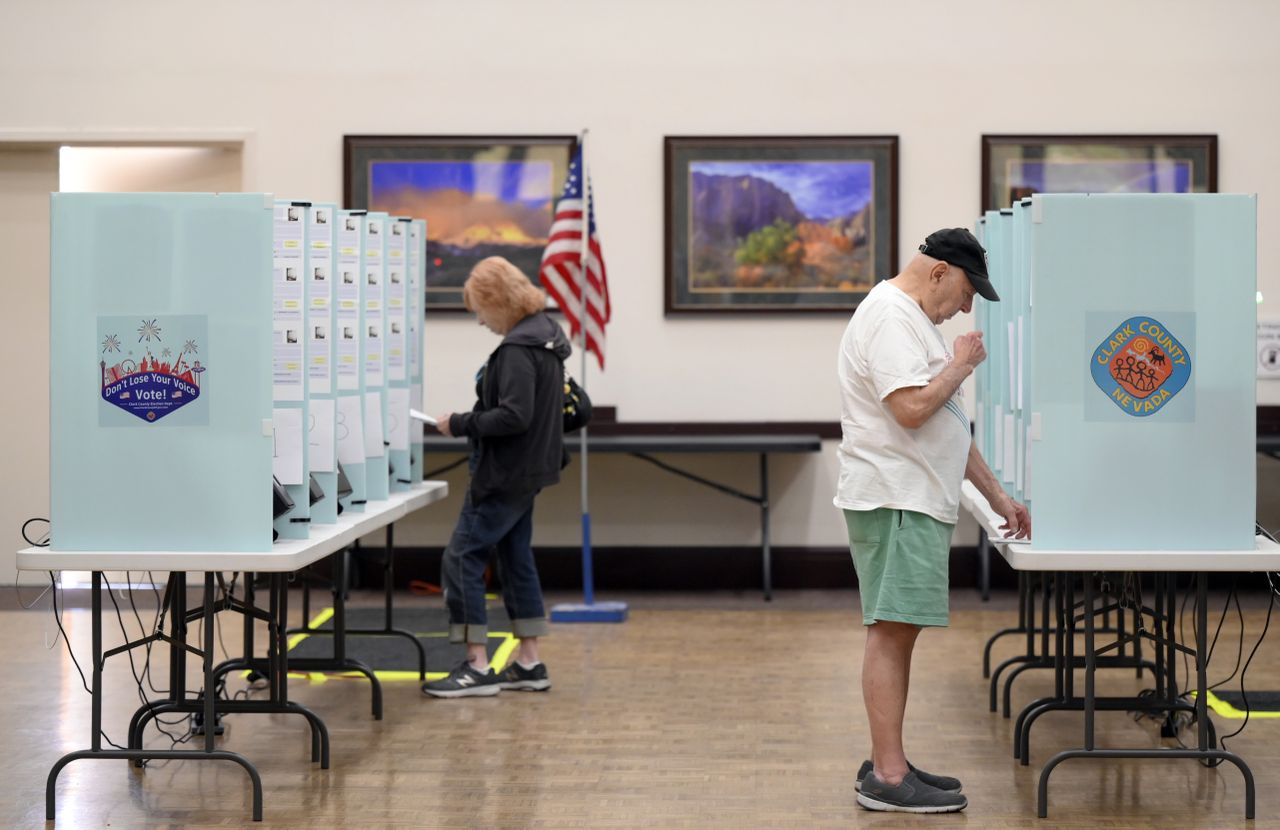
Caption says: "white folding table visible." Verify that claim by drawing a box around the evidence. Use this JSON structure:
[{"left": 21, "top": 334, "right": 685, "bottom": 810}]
[
  {"left": 18, "top": 481, "right": 448, "bottom": 823},
  {"left": 962, "top": 481, "right": 1280, "bottom": 819}
]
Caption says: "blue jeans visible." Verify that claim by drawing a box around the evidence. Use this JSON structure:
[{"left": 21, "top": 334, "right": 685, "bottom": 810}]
[{"left": 441, "top": 488, "right": 549, "bottom": 644}]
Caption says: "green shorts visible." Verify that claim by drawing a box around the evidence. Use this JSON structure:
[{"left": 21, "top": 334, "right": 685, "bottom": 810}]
[{"left": 844, "top": 507, "right": 955, "bottom": 628}]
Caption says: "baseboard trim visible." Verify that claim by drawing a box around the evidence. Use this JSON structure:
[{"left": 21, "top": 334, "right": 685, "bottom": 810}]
[{"left": 343, "top": 544, "right": 1017, "bottom": 592}]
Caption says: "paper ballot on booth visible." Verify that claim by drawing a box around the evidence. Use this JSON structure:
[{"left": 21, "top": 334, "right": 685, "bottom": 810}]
[
  {"left": 387, "top": 388, "right": 410, "bottom": 451},
  {"left": 272, "top": 408, "right": 305, "bottom": 485},
  {"left": 309, "top": 397, "right": 336, "bottom": 474},
  {"left": 336, "top": 395, "right": 365, "bottom": 466},
  {"left": 364, "top": 391, "right": 385, "bottom": 457}
]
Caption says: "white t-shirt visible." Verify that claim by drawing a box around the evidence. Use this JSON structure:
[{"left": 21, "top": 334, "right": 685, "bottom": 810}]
[{"left": 834, "top": 281, "right": 971, "bottom": 524}]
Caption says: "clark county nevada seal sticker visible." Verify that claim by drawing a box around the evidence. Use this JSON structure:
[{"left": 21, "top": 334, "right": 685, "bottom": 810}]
[
  {"left": 99, "top": 316, "right": 208, "bottom": 425},
  {"left": 1090, "top": 316, "right": 1191, "bottom": 417}
]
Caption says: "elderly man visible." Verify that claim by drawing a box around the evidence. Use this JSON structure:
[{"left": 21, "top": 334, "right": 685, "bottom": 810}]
[{"left": 836, "top": 228, "right": 1030, "bottom": 813}]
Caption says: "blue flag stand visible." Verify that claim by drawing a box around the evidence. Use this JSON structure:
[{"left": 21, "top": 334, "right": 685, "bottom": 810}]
[
  {"left": 547, "top": 432, "right": 627, "bottom": 623},
  {"left": 549, "top": 130, "right": 627, "bottom": 625}
]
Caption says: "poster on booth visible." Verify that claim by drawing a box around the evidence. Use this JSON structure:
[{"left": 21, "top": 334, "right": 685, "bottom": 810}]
[
  {"left": 1257, "top": 321, "right": 1280, "bottom": 379},
  {"left": 98, "top": 315, "right": 210, "bottom": 427},
  {"left": 1086, "top": 313, "right": 1194, "bottom": 421}
]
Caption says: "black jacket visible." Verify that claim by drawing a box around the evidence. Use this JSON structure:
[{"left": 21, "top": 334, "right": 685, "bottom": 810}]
[{"left": 449, "top": 312, "right": 572, "bottom": 501}]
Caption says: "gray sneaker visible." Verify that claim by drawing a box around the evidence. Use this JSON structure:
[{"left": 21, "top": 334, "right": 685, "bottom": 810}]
[
  {"left": 421, "top": 661, "right": 502, "bottom": 698},
  {"left": 855, "top": 760, "right": 962, "bottom": 793},
  {"left": 495, "top": 660, "right": 551, "bottom": 691},
  {"left": 857, "top": 770, "right": 968, "bottom": 813}
]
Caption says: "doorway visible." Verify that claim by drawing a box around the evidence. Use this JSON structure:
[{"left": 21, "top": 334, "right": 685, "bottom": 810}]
[{"left": 0, "top": 142, "right": 243, "bottom": 587}]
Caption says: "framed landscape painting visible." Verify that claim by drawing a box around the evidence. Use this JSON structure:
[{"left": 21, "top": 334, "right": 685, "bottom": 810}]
[
  {"left": 344, "top": 135, "right": 576, "bottom": 310},
  {"left": 664, "top": 136, "right": 898, "bottom": 315},
  {"left": 981, "top": 134, "right": 1217, "bottom": 212}
]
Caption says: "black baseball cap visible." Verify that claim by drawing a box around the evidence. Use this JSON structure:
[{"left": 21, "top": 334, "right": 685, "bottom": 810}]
[{"left": 919, "top": 228, "right": 999, "bottom": 302}]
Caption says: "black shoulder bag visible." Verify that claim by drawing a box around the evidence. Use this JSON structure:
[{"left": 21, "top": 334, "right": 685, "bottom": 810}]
[{"left": 563, "top": 370, "right": 592, "bottom": 433}]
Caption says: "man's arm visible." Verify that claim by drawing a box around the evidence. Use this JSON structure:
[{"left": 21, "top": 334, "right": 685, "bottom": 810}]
[
  {"left": 883, "top": 331, "right": 985, "bottom": 430},
  {"left": 964, "top": 440, "right": 1031, "bottom": 539}
]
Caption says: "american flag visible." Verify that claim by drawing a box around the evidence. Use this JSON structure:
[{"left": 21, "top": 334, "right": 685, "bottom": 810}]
[{"left": 539, "top": 147, "right": 610, "bottom": 369}]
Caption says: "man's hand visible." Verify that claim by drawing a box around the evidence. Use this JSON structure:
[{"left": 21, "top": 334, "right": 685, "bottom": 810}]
[
  {"left": 994, "top": 494, "right": 1031, "bottom": 540},
  {"left": 953, "top": 331, "right": 987, "bottom": 370},
  {"left": 436, "top": 413, "right": 454, "bottom": 437}
]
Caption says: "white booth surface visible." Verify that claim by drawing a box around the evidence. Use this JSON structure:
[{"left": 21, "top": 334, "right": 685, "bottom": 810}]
[
  {"left": 961, "top": 481, "right": 1280, "bottom": 572},
  {"left": 19, "top": 481, "right": 447, "bottom": 573}
]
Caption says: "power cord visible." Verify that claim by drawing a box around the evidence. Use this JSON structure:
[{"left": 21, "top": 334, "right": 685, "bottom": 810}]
[
  {"left": 1192, "top": 524, "right": 1280, "bottom": 763},
  {"left": 48, "top": 570, "right": 127, "bottom": 750},
  {"left": 126, "top": 572, "right": 167, "bottom": 696},
  {"left": 21, "top": 517, "right": 50, "bottom": 546},
  {"left": 20, "top": 517, "right": 247, "bottom": 757},
  {"left": 103, "top": 574, "right": 195, "bottom": 760},
  {"left": 15, "top": 518, "right": 53, "bottom": 609},
  {"left": 1127, "top": 569, "right": 1246, "bottom": 755},
  {"left": 1207, "top": 586, "right": 1245, "bottom": 693},
  {"left": 1214, "top": 574, "right": 1276, "bottom": 759}
]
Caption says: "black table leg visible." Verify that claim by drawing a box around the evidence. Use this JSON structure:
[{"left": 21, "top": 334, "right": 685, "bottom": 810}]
[
  {"left": 299, "top": 524, "right": 428, "bottom": 681},
  {"left": 978, "top": 528, "right": 991, "bottom": 601},
  {"left": 130, "top": 571, "right": 329, "bottom": 769},
  {"left": 760, "top": 453, "right": 771, "bottom": 602},
  {"left": 284, "top": 548, "right": 383, "bottom": 719},
  {"left": 46, "top": 571, "right": 264, "bottom": 822},
  {"left": 983, "top": 571, "right": 1024, "bottom": 679},
  {"left": 1035, "top": 570, "right": 1256, "bottom": 819}
]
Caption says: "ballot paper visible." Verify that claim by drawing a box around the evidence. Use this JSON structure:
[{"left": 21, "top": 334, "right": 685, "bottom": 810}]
[{"left": 272, "top": 407, "right": 304, "bottom": 485}]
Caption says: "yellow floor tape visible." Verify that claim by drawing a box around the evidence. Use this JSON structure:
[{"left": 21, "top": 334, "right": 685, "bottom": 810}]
[
  {"left": 248, "top": 604, "right": 517, "bottom": 683},
  {"left": 1194, "top": 689, "right": 1280, "bottom": 719},
  {"left": 243, "top": 602, "right": 514, "bottom": 681}
]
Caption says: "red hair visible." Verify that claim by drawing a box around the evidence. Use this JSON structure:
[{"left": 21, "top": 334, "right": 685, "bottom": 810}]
[{"left": 462, "top": 257, "right": 546, "bottom": 331}]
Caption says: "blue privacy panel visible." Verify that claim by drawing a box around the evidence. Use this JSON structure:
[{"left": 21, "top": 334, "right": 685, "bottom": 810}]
[
  {"left": 363, "top": 212, "right": 390, "bottom": 501},
  {"left": 336, "top": 209, "right": 367, "bottom": 512},
  {"left": 387, "top": 216, "right": 411, "bottom": 493},
  {"left": 974, "top": 217, "right": 989, "bottom": 464},
  {"left": 311, "top": 471, "right": 338, "bottom": 523},
  {"left": 51, "top": 192, "right": 274, "bottom": 551},
  {"left": 1027, "top": 194, "right": 1256, "bottom": 550},
  {"left": 273, "top": 200, "right": 310, "bottom": 540},
  {"left": 308, "top": 202, "right": 340, "bottom": 524},
  {"left": 987, "top": 211, "right": 1012, "bottom": 484},
  {"left": 1018, "top": 200, "right": 1034, "bottom": 509},
  {"left": 409, "top": 219, "right": 426, "bottom": 484}
]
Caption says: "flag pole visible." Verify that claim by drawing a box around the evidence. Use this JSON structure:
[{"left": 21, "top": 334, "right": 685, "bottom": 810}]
[
  {"left": 549, "top": 129, "right": 626, "bottom": 624},
  {"left": 577, "top": 130, "right": 593, "bottom": 606}
]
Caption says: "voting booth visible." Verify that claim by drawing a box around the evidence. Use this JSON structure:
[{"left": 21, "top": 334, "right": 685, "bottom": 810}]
[
  {"left": 386, "top": 216, "right": 412, "bottom": 493},
  {"left": 335, "top": 208, "right": 368, "bottom": 512},
  {"left": 361, "top": 212, "right": 390, "bottom": 502},
  {"left": 50, "top": 192, "right": 275, "bottom": 551},
  {"left": 975, "top": 193, "right": 1257, "bottom": 551},
  {"left": 307, "top": 202, "right": 340, "bottom": 524},
  {"left": 272, "top": 200, "right": 311, "bottom": 540},
  {"left": 49, "top": 192, "right": 428, "bottom": 550},
  {"left": 408, "top": 218, "right": 427, "bottom": 484}
]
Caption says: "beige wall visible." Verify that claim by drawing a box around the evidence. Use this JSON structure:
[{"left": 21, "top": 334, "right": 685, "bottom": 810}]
[
  {"left": 1, "top": 0, "right": 1276, "bottom": 557},
  {"left": 0, "top": 148, "right": 57, "bottom": 584},
  {"left": 60, "top": 146, "right": 241, "bottom": 193}
]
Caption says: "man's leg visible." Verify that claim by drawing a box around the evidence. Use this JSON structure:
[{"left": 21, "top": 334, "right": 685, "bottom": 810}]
[{"left": 863, "top": 620, "right": 922, "bottom": 786}]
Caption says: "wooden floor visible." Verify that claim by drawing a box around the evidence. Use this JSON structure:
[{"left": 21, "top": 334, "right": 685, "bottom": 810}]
[{"left": 1, "top": 586, "right": 1279, "bottom": 828}]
